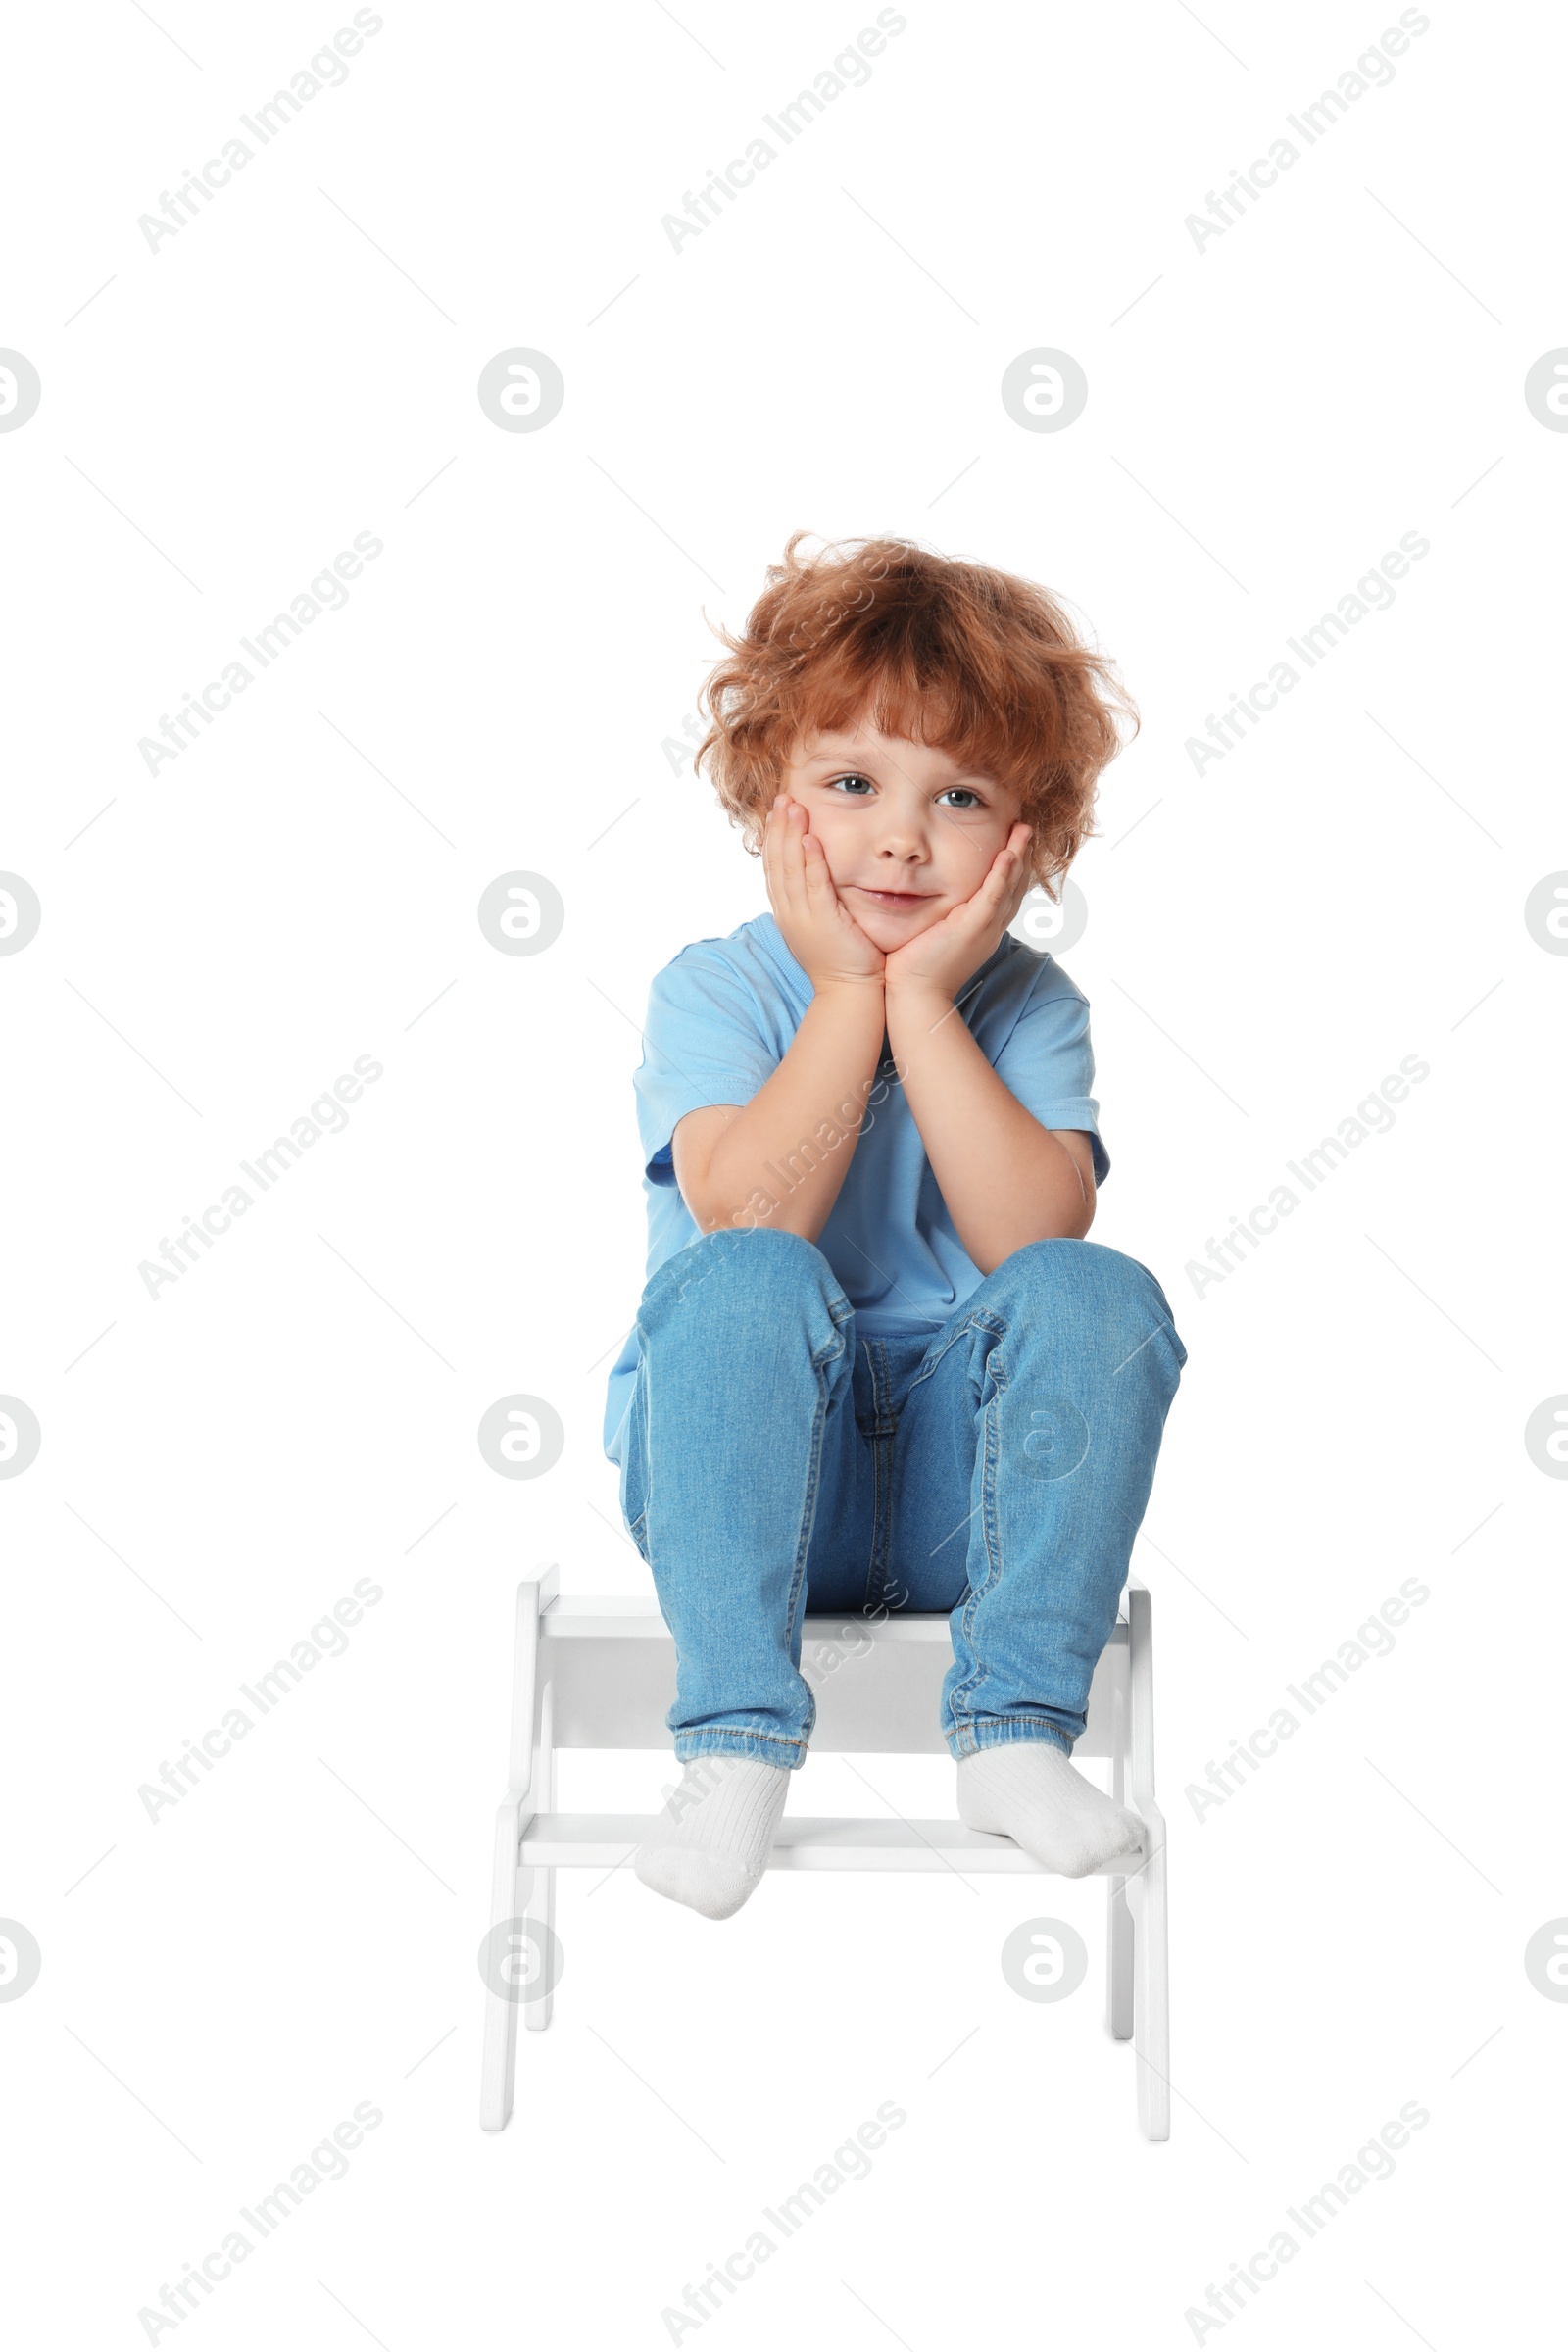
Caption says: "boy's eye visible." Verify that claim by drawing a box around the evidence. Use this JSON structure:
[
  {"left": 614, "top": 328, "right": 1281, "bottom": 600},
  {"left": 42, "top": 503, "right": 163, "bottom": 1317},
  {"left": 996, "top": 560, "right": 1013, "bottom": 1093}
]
[{"left": 822, "top": 775, "right": 987, "bottom": 811}]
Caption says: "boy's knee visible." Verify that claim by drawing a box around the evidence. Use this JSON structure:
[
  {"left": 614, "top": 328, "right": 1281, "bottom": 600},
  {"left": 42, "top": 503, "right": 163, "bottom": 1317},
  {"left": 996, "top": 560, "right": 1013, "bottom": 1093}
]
[
  {"left": 643, "top": 1223, "right": 849, "bottom": 1327},
  {"left": 990, "top": 1234, "right": 1115, "bottom": 1289},
  {"left": 694, "top": 1223, "right": 838, "bottom": 1290},
  {"left": 991, "top": 1236, "right": 1179, "bottom": 1323}
]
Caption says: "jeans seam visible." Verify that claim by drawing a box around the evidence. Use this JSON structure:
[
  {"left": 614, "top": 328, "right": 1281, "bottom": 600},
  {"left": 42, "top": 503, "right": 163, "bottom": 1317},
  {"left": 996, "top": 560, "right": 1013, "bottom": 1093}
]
[
  {"left": 678, "top": 1727, "right": 803, "bottom": 1747},
  {"left": 950, "top": 1717, "right": 1076, "bottom": 1756},
  {"left": 948, "top": 1323, "right": 1009, "bottom": 1734},
  {"left": 906, "top": 1309, "right": 1000, "bottom": 1397},
  {"left": 866, "top": 1337, "right": 895, "bottom": 1609},
  {"left": 782, "top": 1330, "right": 846, "bottom": 1741}
]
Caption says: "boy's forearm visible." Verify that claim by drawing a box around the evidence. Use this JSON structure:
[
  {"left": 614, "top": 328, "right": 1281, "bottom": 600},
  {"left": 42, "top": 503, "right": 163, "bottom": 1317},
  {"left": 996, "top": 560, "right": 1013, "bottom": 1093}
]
[
  {"left": 695, "top": 980, "right": 887, "bottom": 1239},
  {"left": 885, "top": 980, "right": 1091, "bottom": 1271}
]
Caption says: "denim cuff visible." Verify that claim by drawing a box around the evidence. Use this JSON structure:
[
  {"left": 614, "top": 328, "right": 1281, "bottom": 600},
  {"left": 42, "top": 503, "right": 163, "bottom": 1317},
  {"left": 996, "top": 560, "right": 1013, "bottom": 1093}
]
[
  {"left": 948, "top": 1717, "right": 1076, "bottom": 1761},
  {"left": 673, "top": 1730, "right": 808, "bottom": 1770}
]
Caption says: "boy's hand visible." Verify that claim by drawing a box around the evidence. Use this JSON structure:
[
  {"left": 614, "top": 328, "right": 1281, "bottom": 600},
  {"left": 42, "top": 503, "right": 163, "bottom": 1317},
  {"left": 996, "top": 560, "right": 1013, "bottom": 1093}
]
[
  {"left": 882, "top": 823, "right": 1035, "bottom": 1004},
  {"left": 762, "top": 793, "right": 886, "bottom": 992}
]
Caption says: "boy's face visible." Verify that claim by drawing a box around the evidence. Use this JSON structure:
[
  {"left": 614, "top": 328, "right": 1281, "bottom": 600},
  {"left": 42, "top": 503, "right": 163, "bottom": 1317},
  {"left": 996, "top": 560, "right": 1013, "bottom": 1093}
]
[{"left": 777, "top": 720, "right": 1027, "bottom": 950}]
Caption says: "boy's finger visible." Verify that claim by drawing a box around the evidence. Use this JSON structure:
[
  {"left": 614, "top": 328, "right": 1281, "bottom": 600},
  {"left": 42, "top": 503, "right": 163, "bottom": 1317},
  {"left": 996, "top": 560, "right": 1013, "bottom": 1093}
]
[
  {"left": 996, "top": 854, "right": 1029, "bottom": 915},
  {"left": 779, "top": 805, "right": 809, "bottom": 913},
  {"left": 761, "top": 815, "right": 784, "bottom": 905},
  {"left": 764, "top": 808, "right": 803, "bottom": 921},
  {"left": 802, "top": 832, "right": 835, "bottom": 893}
]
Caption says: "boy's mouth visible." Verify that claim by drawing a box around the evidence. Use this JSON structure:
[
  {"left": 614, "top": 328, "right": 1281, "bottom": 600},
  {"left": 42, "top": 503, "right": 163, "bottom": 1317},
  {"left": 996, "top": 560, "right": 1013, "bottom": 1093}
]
[{"left": 852, "top": 885, "right": 933, "bottom": 911}]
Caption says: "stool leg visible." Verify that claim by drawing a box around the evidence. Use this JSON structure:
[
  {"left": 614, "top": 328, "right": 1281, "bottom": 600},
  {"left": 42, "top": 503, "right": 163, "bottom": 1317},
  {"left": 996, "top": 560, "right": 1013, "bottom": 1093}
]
[
  {"left": 1106, "top": 1686, "right": 1134, "bottom": 2039},
  {"left": 1131, "top": 1835, "right": 1170, "bottom": 2140},
  {"left": 521, "top": 1864, "right": 557, "bottom": 2034},
  {"left": 479, "top": 1817, "right": 524, "bottom": 2130},
  {"left": 523, "top": 1679, "right": 556, "bottom": 2034},
  {"left": 1126, "top": 1584, "right": 1169, "bottom": 2139},
  {"left": 1107, "top": 1875, "right": 1134, "bottom": 2039},
  {"left": 480, "top": 1574, "right": 556, "bottom": 2128}
]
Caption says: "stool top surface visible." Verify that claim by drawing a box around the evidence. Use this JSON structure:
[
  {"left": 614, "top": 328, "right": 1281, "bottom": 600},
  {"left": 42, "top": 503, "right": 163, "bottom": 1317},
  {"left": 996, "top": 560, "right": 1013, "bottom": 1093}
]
[{"left": 538, "top": 1593, "right": 1128, "bottom": 1643}]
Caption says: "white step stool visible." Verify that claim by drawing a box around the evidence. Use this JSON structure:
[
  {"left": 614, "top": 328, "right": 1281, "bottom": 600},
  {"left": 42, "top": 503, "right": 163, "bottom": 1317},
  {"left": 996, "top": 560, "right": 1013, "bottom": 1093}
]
[{"left": 479, "top": 1567, "right": 1170, "bottom": 2139}]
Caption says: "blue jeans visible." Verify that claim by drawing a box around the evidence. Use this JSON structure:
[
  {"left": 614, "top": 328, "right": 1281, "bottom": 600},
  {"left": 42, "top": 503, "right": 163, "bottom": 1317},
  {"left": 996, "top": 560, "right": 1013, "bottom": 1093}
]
[{"left": 616, "top": 1226, "right": 1187, "bottom": 1768}]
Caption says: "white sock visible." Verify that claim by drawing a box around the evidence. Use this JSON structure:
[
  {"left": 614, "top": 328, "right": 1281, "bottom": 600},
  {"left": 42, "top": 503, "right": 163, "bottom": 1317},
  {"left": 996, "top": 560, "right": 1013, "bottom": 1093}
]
[
  {"left": 956, "top": 1743, "right": 1144, "bottom": 1878},
  {"left": 633, "top": 1755, "right": 792, "bottom": 1920}
]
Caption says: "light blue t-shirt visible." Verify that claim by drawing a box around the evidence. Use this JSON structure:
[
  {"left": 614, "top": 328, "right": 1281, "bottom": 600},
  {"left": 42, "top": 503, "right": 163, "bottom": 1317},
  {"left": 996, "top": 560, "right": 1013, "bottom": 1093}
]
[{"left": 602, "top": 912, "right": 1109, "bottom": 1462}]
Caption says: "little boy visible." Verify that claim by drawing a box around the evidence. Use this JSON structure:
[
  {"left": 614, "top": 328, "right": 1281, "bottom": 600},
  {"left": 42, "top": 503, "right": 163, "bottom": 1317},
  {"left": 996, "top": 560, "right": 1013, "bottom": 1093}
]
[{"left": 602, "top": 533, "right": 1187, "bottom": 1919}]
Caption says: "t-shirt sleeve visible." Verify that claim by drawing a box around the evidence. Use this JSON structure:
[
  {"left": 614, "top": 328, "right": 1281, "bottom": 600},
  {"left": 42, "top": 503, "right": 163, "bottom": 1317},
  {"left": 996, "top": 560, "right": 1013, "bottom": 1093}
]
[
  {"left": 992, "top": 970, "right": 1110, "bottom": 1186},
  {"left": 633, "top": 945, "right": 783, "bottom": 1187}
]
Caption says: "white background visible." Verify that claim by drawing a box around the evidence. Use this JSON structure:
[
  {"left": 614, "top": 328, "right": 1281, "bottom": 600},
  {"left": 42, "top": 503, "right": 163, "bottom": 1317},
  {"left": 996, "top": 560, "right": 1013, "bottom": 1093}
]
[{"left": 3, "top": 0, "right": 1565, "bottom": 2343}]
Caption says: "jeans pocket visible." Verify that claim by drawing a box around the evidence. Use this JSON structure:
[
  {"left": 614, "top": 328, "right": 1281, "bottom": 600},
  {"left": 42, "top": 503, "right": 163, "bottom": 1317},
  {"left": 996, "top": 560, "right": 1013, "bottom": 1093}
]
[{"left": 903, "top": 1314, "right": 984, "bottom": 1398}]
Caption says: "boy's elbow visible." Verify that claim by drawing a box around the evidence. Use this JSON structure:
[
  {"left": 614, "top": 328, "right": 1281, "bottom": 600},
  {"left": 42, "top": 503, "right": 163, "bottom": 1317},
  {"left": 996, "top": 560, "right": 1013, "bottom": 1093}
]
[
  {"left": 974, "top": 1201, "right": 1093, "bottom": 1276},
  {"left": 677, "top": 1167, "right": 778, "bottom": 1237},
  {"left": 670, "top": 1106, "right": 740, "bottom": 1235},
  {"left": 683, "top": 1188, "right": 822, "bottom": 1245},
  {"left": 679, "top": 1182, "right": 755, "bottom": 1237}
]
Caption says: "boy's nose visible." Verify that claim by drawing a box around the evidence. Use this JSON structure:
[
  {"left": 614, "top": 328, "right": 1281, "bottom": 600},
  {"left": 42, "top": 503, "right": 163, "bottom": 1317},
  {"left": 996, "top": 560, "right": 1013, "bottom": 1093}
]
[{"left": 870, "top": 829, "right": 929, "bottom": 864}]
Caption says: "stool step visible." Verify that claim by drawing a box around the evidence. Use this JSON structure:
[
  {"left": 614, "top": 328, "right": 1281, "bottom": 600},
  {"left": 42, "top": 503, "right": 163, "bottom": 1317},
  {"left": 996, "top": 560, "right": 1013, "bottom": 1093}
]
[{"left": 518, "top": 1812, "right": 1144, "bottom": 1877}]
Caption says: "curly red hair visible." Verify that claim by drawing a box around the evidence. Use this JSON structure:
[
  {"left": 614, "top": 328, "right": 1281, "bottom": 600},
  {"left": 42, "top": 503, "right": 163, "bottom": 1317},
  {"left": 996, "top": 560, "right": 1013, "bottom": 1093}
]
[{"left": 693, "top": 532, "right": 1137, "bottom": 894}]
